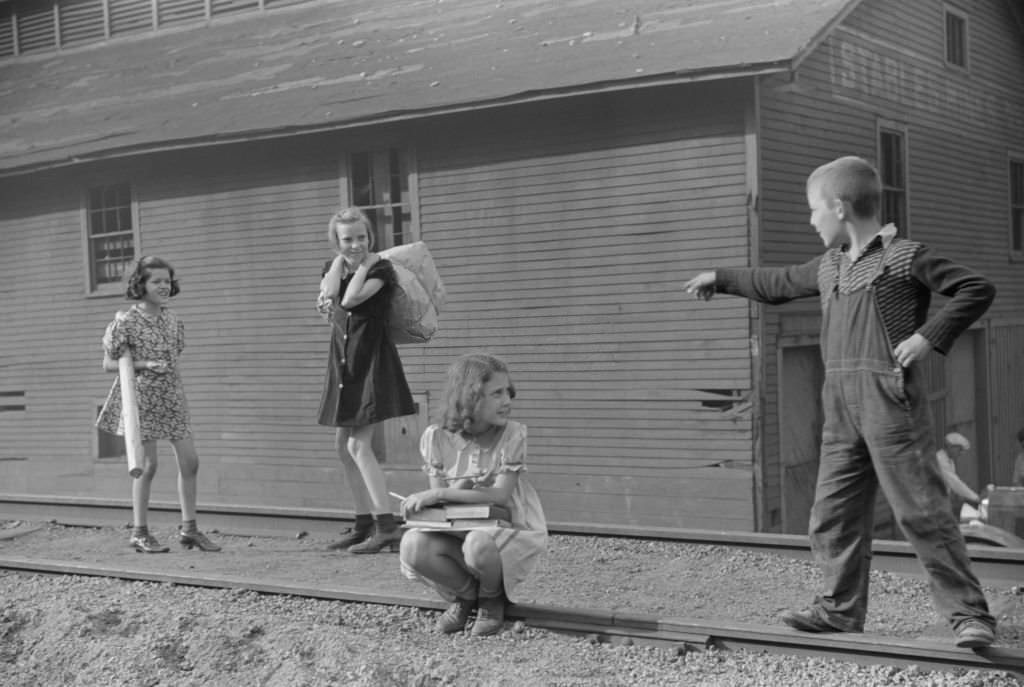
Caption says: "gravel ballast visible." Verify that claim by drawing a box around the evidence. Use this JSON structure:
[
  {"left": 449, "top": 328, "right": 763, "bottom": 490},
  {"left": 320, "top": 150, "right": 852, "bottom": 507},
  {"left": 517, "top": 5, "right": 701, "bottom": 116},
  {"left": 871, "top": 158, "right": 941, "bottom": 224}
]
[{"left": 1, "top": 521, "right": 1021, "bottom": 686}]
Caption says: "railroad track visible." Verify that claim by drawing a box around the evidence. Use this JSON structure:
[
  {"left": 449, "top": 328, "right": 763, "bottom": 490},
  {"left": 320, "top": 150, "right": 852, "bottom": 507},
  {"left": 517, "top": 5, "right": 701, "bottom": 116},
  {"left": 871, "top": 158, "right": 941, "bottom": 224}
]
[
  {"left": 2, "top": 495, "right": 1023, "bottom": 586},
  {"left": 1, "top": 553, "right": 1022, "bottom": 676}
]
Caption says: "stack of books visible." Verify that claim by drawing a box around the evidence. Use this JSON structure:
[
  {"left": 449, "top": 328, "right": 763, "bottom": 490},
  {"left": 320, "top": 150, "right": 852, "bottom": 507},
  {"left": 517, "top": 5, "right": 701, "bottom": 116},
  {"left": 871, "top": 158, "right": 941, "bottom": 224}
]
[{"left": 403, "top": 503, "right": 512, "bottom": 530}]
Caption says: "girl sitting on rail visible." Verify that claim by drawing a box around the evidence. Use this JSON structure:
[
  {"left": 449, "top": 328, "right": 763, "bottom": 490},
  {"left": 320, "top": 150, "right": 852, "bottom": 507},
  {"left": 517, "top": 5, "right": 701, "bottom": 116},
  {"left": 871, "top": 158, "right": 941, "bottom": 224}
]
[
  {"left": 97, "top": 256, "right": 220, "bottom": 554},
  {"left": 399, "top": 353, "right": 547, "bottom": 636}
]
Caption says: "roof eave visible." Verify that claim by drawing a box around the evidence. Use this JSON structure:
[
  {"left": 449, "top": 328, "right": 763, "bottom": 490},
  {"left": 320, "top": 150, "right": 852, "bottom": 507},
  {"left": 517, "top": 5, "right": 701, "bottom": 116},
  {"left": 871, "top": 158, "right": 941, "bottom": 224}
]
[
  {"left": 789, "top": 0, "right": 865, "bottom": 72},
  {"left": 0, "top": 61, "right": 791, "bottom": 178}
]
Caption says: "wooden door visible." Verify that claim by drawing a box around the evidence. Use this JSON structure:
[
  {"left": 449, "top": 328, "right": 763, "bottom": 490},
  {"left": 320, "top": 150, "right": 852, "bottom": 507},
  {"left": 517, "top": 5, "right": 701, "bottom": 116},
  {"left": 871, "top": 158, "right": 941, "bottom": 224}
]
[{"left": 779, "top": 345, "right": 825, "bottom": 534}]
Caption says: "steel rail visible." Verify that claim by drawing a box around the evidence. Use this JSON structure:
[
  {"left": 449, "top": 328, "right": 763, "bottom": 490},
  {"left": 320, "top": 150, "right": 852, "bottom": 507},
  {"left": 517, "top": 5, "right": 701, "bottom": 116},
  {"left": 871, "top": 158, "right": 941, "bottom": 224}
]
[
  {"left": 0, "top": 554, "right": 1021, "bottom": 676},
  {"left": 2, "top": 495, "right": 1023, "bottom": 587}
]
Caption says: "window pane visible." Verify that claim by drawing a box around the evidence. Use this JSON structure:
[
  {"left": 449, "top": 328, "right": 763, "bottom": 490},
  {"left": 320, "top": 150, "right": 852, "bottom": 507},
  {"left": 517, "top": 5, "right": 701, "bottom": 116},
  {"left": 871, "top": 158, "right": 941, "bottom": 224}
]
[
  {"left": 880, "top": 131, "right": 903, "bottom": 186},
  {"left": 389, "top": 148, "right": 407, "bottom": 203},
  {"left": 946, "top": 13, "right": 966, "bottom": 66},
  {"left": 118, "top": 206, "right": 132, "bottom": 231},
  {"left": 103, "top": 184, "right": 119, "bottom": 208},
  {"left": 103, "top": 208, "right": 119, "bottom": 234},
  {"left": 351, "top": 152, "right": 373, "bottom": 207}
]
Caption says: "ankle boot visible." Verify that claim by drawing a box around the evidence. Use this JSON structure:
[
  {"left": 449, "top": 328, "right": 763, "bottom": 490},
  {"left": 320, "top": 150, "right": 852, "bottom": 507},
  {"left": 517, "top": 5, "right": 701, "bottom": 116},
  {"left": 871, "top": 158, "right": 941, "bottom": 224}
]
[
  {"left": 471, "top": 593, "right": 505, "bottom": 636},
  {"left": 327, "top": 514, "right": 373, "bottom": 551},
  {"left": 436, "top": 597, "right": 476, "bottom": 634},
  {"left": 348, "top": 513, "right": 403, "bottom": 554}
]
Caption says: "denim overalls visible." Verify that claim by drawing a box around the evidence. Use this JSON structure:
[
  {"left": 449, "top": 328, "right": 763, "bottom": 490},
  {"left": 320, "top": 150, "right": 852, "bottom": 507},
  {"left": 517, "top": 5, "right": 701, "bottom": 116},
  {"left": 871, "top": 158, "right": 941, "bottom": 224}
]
[{"left": 808, "top": 240, "right": 993, "bottom": 631}]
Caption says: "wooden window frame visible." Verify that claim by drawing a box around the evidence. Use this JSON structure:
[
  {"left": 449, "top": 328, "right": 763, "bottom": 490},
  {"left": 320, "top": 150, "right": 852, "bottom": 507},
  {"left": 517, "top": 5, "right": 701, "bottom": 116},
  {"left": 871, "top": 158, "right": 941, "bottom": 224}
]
[
  {"left": 337, "top": 146, "right": 421, "bottom": 249},
  {"left": 1011, "top": 155, "right": 1024, "bottom": 262},
  {"left": 876, "top": 121, "right": 910, "bottom": 237},
  {"left": 943, "top": 5, "right": 969, "bottom": 70},
  {"left": 81, "top": 182, "right": 141, "bottom": 297}
]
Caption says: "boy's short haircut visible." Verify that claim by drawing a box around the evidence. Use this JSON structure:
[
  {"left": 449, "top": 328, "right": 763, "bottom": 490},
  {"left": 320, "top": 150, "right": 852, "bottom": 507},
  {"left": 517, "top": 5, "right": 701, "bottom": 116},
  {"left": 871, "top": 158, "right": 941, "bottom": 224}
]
[{"left": 806, "top": 155, "right": 882, "bottom": 220}]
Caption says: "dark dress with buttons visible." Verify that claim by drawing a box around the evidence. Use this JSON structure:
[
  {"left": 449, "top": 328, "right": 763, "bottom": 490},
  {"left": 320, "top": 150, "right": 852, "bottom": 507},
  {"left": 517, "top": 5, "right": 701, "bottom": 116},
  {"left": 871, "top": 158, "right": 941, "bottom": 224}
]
[{"left": 317, "top": 259, "right": 416, "bottom": 428}]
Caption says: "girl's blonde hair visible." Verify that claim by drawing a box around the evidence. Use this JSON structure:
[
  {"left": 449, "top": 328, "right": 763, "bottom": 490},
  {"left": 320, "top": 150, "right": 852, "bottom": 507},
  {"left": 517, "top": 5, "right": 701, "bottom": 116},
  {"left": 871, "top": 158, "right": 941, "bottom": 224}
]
[
  {"left": 327, "top": 207, "right": 375, "bottom": 252},
  {"left": 440, "top": 353, "right": 516, "bottom": 433}
]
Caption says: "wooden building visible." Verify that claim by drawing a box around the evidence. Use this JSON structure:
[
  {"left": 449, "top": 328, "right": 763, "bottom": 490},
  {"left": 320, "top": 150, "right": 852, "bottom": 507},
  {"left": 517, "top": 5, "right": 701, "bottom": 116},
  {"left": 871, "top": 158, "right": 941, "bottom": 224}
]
[{"left": 1, "top": 0, "right": 1022, "bottom": 534}]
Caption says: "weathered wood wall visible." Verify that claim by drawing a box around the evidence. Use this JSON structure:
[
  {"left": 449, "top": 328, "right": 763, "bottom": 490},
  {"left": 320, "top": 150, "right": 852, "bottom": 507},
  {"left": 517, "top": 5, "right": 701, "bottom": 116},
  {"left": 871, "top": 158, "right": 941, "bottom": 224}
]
[
  {"left": 755, "top": 0, "right": 1024, "bottom": 531},
  {"left": 0, "top": 82, "right": 757, "bottom": 530},
  {"left": 413, "top": 83, "right": 756, "bottom": 529}
]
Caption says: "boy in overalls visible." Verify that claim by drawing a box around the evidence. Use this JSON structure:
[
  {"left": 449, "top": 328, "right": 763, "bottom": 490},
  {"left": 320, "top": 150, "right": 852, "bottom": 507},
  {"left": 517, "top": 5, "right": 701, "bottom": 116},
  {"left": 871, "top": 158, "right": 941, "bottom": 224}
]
[{"left": 684, "top": 156, "right": 996, "bottom": 649}]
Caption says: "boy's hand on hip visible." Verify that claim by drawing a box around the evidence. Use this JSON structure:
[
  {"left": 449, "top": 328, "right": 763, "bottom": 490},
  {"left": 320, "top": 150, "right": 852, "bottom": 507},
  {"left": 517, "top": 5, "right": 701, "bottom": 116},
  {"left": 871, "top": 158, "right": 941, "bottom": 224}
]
[
  {"left": 684, "top": 271, "right": 717, "bottom": 301},
  {"left": 893, "top": 333, "right": 931, "bottom": 367}
]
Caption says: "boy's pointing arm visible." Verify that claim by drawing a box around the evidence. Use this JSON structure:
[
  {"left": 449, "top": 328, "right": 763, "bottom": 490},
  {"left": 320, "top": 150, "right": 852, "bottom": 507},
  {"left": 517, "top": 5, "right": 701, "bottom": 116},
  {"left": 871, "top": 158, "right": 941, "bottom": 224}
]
[{"left": 715, "top": 255, "right": 823, "bottom": 305}]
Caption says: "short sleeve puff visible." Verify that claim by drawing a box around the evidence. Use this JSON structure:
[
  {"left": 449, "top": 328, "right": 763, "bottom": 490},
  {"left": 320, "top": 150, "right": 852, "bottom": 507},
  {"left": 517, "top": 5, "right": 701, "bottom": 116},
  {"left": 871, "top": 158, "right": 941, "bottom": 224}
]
[
  {"left": 101, "top": 310, "right": 132, "bottom": 359},
  {"left": 497, "top": 424, "right": 528, "bottom": 473},
  {"left": 419, "top": 424, "right": 447, "bottom": 477},
  {"left": 367, "top": 259, "right": 396, "bottom": 285}
]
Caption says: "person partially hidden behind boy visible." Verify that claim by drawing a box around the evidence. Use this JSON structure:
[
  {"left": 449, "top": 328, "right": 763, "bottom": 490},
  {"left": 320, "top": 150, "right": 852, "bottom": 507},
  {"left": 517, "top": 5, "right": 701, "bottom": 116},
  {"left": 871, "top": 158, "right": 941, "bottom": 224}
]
[
  {"left": 684, "top": 156, "right": 997, "bottom": 649},
  {"left": 936, "top": 432, "right": 982, "bottom": 520}
]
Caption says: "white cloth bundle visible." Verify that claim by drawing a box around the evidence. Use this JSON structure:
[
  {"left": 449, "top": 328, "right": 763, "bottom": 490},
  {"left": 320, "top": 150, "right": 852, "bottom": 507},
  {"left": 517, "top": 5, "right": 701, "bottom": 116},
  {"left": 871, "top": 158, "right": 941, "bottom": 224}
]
[{"left": 379, "top": 241, "right": 446, "bottom": 345}]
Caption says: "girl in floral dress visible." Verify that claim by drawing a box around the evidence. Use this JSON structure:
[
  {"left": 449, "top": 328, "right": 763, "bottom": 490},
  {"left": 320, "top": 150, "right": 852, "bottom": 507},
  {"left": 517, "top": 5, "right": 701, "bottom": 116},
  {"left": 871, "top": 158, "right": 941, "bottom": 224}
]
[
  {"left": 96, "top": 256, "right": 220, "bottom": 554},
  {"left": 399, "top": 353, "right": 547, "bottom": 636}
]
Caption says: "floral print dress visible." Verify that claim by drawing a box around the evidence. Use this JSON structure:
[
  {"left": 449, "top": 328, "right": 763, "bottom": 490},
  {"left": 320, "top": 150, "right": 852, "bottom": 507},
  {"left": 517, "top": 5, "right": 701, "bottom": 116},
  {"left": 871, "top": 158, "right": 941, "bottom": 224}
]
[{"left": 96, "top": 305, "right": 191, "bottom": 441}]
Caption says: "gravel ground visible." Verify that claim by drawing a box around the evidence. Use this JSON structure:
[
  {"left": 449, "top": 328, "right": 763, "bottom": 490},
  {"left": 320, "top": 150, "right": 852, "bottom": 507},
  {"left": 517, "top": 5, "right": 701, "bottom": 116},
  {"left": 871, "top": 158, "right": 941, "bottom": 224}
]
[{"left": 1, "top": 520, "right": 1022, "bottom": 686}]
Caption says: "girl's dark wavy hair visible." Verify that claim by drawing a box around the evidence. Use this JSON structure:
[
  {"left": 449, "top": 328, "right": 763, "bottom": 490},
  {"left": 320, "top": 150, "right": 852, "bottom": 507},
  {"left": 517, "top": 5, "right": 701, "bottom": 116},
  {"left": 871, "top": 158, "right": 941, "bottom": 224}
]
[
  {"left": 124, "top": 256, "right": 180, "bottom": 300},
  {"left": 440, "top": 353, "right": 516, "bottom": 433}
]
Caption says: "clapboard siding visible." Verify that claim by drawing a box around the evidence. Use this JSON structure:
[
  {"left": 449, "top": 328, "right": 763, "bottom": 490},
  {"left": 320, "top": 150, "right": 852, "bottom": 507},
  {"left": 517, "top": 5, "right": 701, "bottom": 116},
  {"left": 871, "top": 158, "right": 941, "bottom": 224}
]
[
  {"left": 0, "top": 139, "right": 347, "bottom": 508},
  {"left": 0, "top": 83, "right": 757, "bottom": 531},
  {"left": 409, "top": 84, "right": 756, "bottom": 528},
  {"left": 754, "top": 0, "right": 1024, "bottom": 531}
]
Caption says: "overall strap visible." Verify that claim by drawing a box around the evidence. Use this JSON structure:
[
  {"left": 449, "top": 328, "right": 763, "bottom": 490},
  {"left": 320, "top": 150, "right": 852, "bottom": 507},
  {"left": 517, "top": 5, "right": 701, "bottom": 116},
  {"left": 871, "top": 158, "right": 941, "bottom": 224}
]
[{"left": 866, "top": 238, "right": 896, "bottom": 291}]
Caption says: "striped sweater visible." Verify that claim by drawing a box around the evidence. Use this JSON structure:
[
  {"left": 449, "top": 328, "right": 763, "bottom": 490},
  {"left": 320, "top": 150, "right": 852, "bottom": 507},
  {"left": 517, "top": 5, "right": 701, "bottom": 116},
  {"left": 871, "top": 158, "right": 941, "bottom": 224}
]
[{"left": 714, "top": 233, "right": 995, "bottom": 355}]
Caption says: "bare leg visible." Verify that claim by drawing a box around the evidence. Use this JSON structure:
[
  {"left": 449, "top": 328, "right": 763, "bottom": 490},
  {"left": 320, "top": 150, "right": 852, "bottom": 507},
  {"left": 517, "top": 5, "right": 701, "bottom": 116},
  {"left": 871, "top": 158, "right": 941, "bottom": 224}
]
[
  {"left": 170, "top": 436, "right": 199, "bottom": 522},
  {"left": 400, "top": 530, "right": 477, "bottom": 597},
  {"left": 347, "top": 424, "right": 389, "bottom": 514},
  {"left": 169, "top": 436, "right": 220, "bottom": 551},
  {"left": 131, "top": 441, "right": 159, "bottom": 528},
  {"left": 462, "top": 530, "right": 504, "bottom": 597},
  {"left": 462, "top": 530, "right": 506, "bottom": 635},
  {"left": 336, "top": 427, "right": 372, "bottom": 513}
]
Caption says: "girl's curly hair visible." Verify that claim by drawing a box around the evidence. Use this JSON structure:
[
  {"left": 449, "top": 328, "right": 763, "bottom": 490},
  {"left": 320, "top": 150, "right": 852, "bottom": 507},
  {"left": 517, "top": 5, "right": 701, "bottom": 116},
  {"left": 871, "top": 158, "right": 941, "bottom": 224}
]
[
  {"left": 124, "top": 256, "right": 180, "bottom": 300},
  {"left": 440, "top": 353, "right": 516, "bottom": 433}
]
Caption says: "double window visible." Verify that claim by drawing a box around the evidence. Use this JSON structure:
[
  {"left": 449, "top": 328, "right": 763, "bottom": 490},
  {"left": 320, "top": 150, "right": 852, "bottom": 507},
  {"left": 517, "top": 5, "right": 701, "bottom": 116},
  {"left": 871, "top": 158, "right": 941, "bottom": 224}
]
[{"left": 342, "top": 148, "right": 419, "bottom": 248}]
